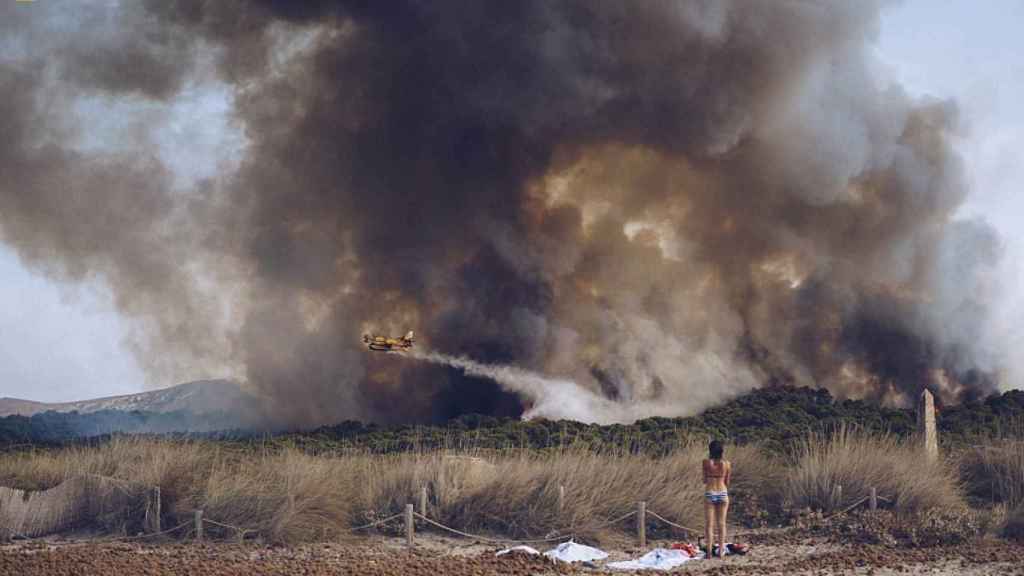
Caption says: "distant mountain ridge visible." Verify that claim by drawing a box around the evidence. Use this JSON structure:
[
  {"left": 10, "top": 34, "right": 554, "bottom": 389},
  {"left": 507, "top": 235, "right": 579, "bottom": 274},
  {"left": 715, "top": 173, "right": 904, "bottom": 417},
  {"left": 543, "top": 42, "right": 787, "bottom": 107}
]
[{"left": 0, "top": 380, "right": 252, "bottom": 417}]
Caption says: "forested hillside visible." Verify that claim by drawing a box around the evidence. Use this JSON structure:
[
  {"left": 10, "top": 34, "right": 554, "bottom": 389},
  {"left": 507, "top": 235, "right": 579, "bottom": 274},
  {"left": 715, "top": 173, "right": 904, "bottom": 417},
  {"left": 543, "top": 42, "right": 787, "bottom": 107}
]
[
  {"left": 290, "top": 387, "right": 1023, "bottom": 454},
  {"left": 4, "top": 386, "right": 1020, "bottom": 454}
]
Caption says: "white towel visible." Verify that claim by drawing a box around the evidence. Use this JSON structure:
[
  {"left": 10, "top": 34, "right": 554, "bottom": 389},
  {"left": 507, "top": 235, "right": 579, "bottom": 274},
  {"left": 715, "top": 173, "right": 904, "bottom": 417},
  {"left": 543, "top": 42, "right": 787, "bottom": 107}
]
[
  {"left": 543, "top": 541, "right": 609, "bottom": 563},
  {"left": 607, "top": 548, "right": 704, "bottom": 571},
  {"left": 495, "top": 545, "right": 540, "bottom": 557}
]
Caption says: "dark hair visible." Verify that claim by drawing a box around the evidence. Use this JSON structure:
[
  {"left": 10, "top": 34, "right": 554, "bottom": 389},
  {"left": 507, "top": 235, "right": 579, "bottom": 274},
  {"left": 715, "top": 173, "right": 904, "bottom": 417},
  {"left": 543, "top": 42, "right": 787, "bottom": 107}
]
[{"left": 709, "top": 440, "right": 724, "bottom": 460}]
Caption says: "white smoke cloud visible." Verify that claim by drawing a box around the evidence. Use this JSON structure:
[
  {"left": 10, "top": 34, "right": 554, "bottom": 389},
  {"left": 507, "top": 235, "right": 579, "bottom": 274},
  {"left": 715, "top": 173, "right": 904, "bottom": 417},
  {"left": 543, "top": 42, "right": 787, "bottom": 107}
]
[{"left": 407, "top": 348, "right": 742, "bottom": 424}]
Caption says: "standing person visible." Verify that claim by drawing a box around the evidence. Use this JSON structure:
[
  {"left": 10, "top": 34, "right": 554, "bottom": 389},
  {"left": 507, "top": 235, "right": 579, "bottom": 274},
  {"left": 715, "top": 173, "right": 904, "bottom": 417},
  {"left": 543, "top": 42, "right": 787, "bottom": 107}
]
[{"left": 702, "top": 439, "right": 731, "bottom": 558}]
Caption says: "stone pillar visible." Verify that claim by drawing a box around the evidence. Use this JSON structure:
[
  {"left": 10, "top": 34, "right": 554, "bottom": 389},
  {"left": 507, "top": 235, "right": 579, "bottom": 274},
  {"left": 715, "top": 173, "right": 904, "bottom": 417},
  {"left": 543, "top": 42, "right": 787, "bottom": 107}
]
[{"left": 917, "top": 389, "right": 938, "bottom": 462}]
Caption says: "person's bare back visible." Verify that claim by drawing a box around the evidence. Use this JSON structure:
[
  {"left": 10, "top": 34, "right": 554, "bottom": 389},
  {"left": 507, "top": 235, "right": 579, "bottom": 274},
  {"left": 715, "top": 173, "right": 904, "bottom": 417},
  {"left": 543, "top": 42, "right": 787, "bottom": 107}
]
[{"left": 702, "top": 458, "right": 731, "bottom": 492}]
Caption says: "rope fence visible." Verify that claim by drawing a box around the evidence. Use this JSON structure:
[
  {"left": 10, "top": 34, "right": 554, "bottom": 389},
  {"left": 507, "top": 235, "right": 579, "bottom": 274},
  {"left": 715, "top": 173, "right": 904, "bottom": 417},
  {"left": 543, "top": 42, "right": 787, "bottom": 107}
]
[
  {"left": 388, "top": 508, "right": 641, "bottom": 546},
  {"left": 3, "top": 475, "right": 892, "bottom": 548},
  {"left": 580, "top": 509, "right": 639, "bottom": 533},
  {"left": 201, "top": 517, "right": 257, "bottom": 542},
  {"left": 401, "top": 505, "right": 725, "bottom": 549},
  {"left": 822, "top": 496, "right": 870, "bottom": 521},
  {"left": 399, "top": 505, "right": 702, "bottom": 549},
  {"left": 119, "top": 520, "right": 192, "bottom": 541},
  {"left": 387, "top": 482, "right": 892, "bottom": 549},
  {"left": 67, "top": 519, "right": 193, "bottom": 545},
  {"left": 350, "top": 513, "right": 405, "bottom": 532},
  {"left": 414, "top": 513, "right": 575, "bottom": 545},
  {"left": 646, "top": 508, "right": 700, "bottom": 534}
]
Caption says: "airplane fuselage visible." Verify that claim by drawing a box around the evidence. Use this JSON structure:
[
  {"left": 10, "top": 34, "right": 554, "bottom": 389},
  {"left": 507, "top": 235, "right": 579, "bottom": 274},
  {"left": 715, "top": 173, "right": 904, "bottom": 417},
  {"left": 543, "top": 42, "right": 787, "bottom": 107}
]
[{"left": 363, "top": 331, "right": 414, "bottom": 352}]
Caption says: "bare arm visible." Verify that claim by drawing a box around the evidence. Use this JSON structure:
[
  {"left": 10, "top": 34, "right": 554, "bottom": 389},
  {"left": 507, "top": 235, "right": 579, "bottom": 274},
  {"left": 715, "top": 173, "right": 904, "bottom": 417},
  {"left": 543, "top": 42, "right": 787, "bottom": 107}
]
[
  {"left": 724, "top": 461, "right": 732, "bottom": 488},
  {"left": 701, "top": 459, "right": 709, "bottom": 484}
]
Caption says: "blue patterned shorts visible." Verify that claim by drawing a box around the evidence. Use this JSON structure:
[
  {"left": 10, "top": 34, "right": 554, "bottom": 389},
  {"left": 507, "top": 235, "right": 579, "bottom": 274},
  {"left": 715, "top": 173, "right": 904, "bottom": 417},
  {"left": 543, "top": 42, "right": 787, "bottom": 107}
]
[{"left": 705, "top": 490, "right": 729, "bottom": 504}]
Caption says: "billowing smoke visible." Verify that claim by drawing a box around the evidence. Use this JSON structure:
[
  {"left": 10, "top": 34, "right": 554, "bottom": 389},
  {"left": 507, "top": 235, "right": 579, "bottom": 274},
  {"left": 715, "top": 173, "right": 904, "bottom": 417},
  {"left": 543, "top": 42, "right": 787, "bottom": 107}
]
[
  {"left": 409, "top": 349, "right": 671, "bottom": 424},
  {"left": 0, "top": 1, "right": 1008, "bottom": 425}
]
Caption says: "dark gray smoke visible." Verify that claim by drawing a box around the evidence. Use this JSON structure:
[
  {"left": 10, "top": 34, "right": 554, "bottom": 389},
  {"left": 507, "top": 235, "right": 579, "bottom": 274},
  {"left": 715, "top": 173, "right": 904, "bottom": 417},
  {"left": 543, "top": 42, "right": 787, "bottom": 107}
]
[{"left": 0, "top": 1, "right": 1006, "bottom": 425}]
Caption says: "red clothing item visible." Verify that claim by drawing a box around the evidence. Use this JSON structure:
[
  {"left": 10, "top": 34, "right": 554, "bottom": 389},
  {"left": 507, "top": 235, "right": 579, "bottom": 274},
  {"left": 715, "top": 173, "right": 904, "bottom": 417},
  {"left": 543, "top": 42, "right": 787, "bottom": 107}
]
[{"left": 670, "top": 542, "right": 700, "bottom": 558}]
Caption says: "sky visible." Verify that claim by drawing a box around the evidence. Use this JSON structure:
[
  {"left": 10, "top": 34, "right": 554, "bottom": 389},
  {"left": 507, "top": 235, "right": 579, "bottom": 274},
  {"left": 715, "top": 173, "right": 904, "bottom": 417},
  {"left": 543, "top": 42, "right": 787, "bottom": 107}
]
[
  {"left": 874, "top": 0, "right": 1024, "bottom": 383},
  {"left": 0, "top": 0, "right": 1021, "bottom": 403}
]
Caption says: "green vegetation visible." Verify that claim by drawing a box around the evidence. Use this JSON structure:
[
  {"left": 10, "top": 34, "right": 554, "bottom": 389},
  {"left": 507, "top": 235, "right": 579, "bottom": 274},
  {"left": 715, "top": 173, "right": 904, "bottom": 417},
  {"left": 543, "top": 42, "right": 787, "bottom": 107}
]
[
  {"left": 276, "top": 387, "right": 1023, "bottom": 455},
  {"left": 0, "top": 410, "right": 253, "bottom": 447},
  {"left": 2, "top": 386, "right": 1022, "bottom": 455}
]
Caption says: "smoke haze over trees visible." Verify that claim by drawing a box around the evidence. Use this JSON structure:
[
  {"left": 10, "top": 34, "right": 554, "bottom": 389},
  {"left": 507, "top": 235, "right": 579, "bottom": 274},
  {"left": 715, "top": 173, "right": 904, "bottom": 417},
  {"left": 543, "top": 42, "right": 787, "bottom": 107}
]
[{"left": 0, "top": 1, "right": 1010, "bottom": 426}]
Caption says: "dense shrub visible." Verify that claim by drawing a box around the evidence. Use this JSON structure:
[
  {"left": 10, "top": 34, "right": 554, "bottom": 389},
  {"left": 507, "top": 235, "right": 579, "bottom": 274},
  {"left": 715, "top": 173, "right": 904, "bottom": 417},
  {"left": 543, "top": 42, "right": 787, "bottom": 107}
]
[
  {"left": 784, "top": 427, "right": 964, "bottom": 513},
  {"left": 1004, "top": 505, "right": 1024, "bottom": 542},
  {"left": 960, "top": 439, "right": 1024, "bottom": 508}
]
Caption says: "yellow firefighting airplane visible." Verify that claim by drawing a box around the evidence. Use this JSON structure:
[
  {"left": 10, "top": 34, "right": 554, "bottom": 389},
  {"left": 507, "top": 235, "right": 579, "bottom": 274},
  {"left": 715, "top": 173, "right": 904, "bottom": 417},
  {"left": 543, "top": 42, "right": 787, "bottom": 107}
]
[{"left": 362, "top": 330, "right": 415, "bottom": 352}]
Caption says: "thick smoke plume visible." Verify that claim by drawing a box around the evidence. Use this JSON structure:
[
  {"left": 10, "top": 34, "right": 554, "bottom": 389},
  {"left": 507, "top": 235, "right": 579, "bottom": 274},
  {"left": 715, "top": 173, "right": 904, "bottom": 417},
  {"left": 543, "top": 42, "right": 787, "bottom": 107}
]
[
  {"left": 408, "top": 349, "right": 665, "bottom": 424},
  {"left": 0, "top": 1, "right": 1008, "bottom": 425}
]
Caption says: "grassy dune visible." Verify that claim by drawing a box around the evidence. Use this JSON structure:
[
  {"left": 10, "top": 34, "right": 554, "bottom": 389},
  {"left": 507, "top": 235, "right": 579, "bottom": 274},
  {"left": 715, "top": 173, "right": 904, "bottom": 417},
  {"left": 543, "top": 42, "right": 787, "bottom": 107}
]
[
  {"left": 961, "top": 439, "right": 1024, "bottom": 507},
  {"left": 784, "top": 427, "right": 964, "bottom": 512},
  {"left": 6, "top": 427, "right": 1007, "bottom": 544},
  {"left": 958, "top": 439, "right": 1024, "bottom": 540}
]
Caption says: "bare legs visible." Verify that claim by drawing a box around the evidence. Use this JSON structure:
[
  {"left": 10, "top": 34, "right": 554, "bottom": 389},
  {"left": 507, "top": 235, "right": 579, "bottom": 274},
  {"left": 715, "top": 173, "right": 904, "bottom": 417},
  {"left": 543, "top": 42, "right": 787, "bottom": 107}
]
[
  {"left": 704, "top": 500, "right": 714, "bottom": 557},
  {"left": 715, "top": 499, "right": 729, "bottom": 557},
  {"left": 704, "top": 499, "right": 730, "bottom": 558}
]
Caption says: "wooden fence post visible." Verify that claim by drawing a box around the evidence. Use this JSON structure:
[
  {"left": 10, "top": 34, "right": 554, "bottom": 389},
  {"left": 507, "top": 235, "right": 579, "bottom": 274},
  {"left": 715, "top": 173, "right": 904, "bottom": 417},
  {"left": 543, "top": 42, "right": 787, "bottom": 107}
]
[
  {"left": 637, "top": 501, "right": 646, "bottom": 549},
  {"left": 149, "top": 487, "right": 161, "bottom": 533},
  {"left": 194, "top": 509, "right": 204, "bottom": 542},
  {"left": 869, "top": 487, "right": 877, "bottom": 511},
  {"left": 419, "top": 486, "right": 428, "bottom": 518},
  {"left": 405, "top": 504, "right": 415, "bottom": 547},
  {"left": 918, "top": 389, "right": 939, "bottom": 462}
]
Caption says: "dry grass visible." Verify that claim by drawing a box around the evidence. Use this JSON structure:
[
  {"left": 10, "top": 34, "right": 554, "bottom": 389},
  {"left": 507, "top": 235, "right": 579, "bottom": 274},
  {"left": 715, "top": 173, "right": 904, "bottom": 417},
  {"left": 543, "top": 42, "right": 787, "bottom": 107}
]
[
  {"left": 0, "top": 439, "right": 214, "bottom": 493},
  {"left": 0, "top": 439, "right": 779, "bottom": 543},
  {"left": 960, "top": 439, "right": 1024, "bottom": 508},
  {"left": 959, "top": 439, "right": 1024, "bottom": 542},
  {"left": 1005, "top": 504, "right": 1024, "bottom": 542},
  {"left": 351, "top": 443, "right": 778, "bottom": 540},
  {"left": 196, "top": 450, "right": 355, "bottom": 542},
  {"left": 439, "top": 450, "right": 703, "bottom": 539},
  {"left": 0, "top": 439, "right": 353, "bottom": 543},
  {"left": 784, "top": 426, "right": 964, "bottom": 512},
  {"left": 0, "top": 429, "right": 994, "bottom": 543}
]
